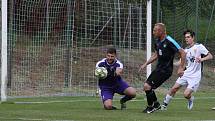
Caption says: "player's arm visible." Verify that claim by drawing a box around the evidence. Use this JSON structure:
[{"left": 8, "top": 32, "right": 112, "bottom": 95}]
[
  {"left": 113, "top": 60, "right": 123, "bottom": 76},
  {"left": 139, "top": 51, "right": 158, "bottom": 72},
  {"left": 195, "top": 52, "right": 213, "bottom": 63},
  {"left": 173, "top": 59, "right": 181, "bottom": 66},
  {"left": 115, "top": 67, "right": 123, "bottom": 76},
  {"left": 145, "top": 52, "right": 158, "bottom": 64},
  {"left": 166, "top": 36, "right": 186, "bottom": 76},
  {"left": 202, "top": 52, "right": 213, "bottom": 61},
  {"left": 177, "top": 48, "right": 186, "bottom": 77},
  {"left": 95, "top": 58, "right": 105, "bottom": 68}
]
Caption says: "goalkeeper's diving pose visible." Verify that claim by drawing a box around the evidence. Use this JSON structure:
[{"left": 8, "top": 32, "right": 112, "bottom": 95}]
[{"left": 95, "top": 47, "right": 136, "bottom": 110}]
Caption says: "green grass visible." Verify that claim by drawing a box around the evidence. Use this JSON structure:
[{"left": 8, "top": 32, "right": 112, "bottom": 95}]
[{"left": 0, "top": 92, "right": 215, "bottom": 121}]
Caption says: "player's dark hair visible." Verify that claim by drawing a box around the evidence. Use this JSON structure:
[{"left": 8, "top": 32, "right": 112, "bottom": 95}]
[
  {"left": 183, "top": 29, "right": 195, "bottom": 37},
  {"left": 107, "top": 47, "right": 116, "bottom": 54}
]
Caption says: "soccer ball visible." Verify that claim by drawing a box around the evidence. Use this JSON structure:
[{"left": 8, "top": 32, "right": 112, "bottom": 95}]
[{"left": 95, "top": 67, "right": 108, "bottom": 79}]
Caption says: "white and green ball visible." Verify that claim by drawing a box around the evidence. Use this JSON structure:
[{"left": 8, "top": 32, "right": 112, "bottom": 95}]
[{"left": 95, "top": 67, "right": 108, "bottom": 79}]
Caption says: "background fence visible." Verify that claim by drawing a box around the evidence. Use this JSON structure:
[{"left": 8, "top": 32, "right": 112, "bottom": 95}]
[{"left": 0, "top": 0, "right": 215, "bottom": 98}]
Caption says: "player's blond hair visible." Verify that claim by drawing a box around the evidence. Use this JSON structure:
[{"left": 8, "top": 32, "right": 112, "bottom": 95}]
[{"left": 155, "top": 23, "right": 166, "bottom": 33}]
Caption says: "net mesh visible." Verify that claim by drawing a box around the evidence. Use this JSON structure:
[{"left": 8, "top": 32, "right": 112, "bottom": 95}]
[
  {"left": 1, "top": 0, "right": 215, "bottom": 98},
  {"left": 2, "top": 0, "right": 147, "bottom": 97}
]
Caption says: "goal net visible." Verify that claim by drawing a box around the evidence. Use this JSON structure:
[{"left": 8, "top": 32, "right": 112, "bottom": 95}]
[
  {"left": 2, "top": 0, "right": 214, "bottom": 99},
  {"left": 1, "top": 0, "right": 147, "bottom": 98}
]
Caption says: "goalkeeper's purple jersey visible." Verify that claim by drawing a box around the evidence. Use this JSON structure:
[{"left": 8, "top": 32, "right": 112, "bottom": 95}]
[{"left": 96, "top": 58, "right": 123, "bottom": 87}]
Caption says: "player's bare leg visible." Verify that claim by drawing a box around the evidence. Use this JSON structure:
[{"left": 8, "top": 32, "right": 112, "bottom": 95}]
[
  {"left": 184, "top": 88, "right": 194, "bottom": 110},
  {"left": 161, "top": 83, "right": 181, "bottom": 110},
  {"left": 120, "top": 87, "right": 136, "bottom": 110}
]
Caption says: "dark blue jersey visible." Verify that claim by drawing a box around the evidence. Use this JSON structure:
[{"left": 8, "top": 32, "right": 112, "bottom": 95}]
[
  {"left": 96, "top": 58, "right": 123, "bottom": 87},
  {"left": 154, "top": 35, "right": 181, "bottom": 74}
]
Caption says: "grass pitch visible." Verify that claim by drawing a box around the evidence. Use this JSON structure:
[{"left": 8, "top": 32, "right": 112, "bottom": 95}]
[{"left": 0, "top": 92, "right": 215, "bottom": 121}]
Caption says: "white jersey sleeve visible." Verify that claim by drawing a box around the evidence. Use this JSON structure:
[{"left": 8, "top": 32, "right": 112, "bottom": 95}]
[
  {"left": 198, "top": 44, "right": 209, "bottom": 56},
  {"left": 116, "top": 59, "right": 123, "bottom": 69},
  {"left": 95, "top": 58, "right": 106, "bottom": 68}
]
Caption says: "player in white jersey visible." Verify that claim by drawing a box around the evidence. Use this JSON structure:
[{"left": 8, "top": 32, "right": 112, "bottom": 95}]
[{"left": 161, "top": 29, "right": 213, "bottom": 110}]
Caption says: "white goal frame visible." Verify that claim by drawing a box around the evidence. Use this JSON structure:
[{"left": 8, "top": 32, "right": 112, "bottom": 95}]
[
  {"left": 1, "top": 0, "right": 8, "bottom": 102},
  {"left": 1, "top": 0, "right": 152, "bottom": 102}
]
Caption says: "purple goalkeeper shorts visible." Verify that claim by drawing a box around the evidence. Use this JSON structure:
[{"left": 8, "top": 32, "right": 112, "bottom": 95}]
[{"left": 99, "top": 78, "right": 130, "bottom": 102}]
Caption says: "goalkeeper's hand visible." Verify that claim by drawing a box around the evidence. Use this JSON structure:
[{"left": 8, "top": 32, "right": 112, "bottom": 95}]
[{"left": 115, "top": 68, "right": 123, "bottom": 76}]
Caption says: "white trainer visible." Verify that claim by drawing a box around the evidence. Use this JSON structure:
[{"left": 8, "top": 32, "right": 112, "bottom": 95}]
[
  {"left": 187, "top": 96, "right": 194, "bottom": 110},
  {"left": 161, "top": 104, "right": 167, "bottom": 111}
]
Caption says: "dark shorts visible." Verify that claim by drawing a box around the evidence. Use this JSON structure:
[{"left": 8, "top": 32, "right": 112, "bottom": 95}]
[
  {"left": 99, "top": 79, "right": 129, "bottom": 102},
  {"left": 146, "top": 69, "right": 171, "bottom": 89}
]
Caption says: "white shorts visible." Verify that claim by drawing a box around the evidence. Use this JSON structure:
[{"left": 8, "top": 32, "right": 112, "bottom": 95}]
[{"left": 176, "top": 76, "right": 201, "bottom": 92}]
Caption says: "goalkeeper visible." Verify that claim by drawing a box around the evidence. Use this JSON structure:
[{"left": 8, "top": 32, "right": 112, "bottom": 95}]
[{"left": 95, "top": 47, "right": 136, "bottom": 110}]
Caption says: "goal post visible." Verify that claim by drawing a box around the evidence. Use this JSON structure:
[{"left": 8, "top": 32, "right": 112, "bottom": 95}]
[
  {"left": 1, "top": 0, "right": 8, "bottom": 102},
  {"left": 146, "top": 0, "right": 152, "bottom": 78}
]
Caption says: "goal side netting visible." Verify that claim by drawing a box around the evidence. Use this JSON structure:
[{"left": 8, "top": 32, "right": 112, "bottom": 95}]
[{"left": 1, "top": 0, "right": 148, "bottom": 98}]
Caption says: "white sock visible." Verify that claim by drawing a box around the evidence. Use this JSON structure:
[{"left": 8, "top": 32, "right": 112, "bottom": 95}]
[{"left": 163, "top": 94, "right": 173, "bottom": 105}]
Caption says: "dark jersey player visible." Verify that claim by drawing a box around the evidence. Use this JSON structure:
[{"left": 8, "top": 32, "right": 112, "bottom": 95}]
[
  {"left": 139, "top": 23, "right": 186, "bottom": 113},
  {"left": 96, "top": 47, "right": 136, "bottom": 110}
]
